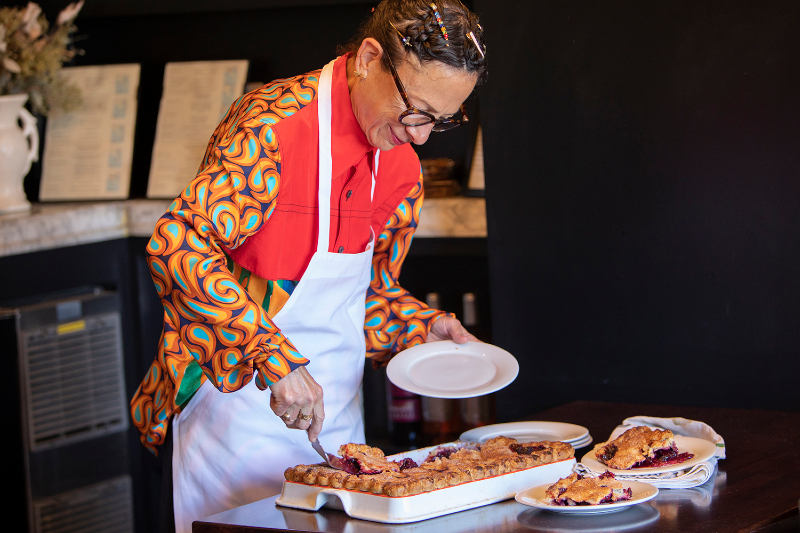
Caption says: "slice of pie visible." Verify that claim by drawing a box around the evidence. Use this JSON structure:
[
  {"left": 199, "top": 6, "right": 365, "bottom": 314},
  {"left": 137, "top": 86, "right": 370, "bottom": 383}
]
[
  {"left": 544, "top": 471, "right": 632, "bottom": 506},
  {"left": 336, "top": 443, "right": 408, "bottom": 474},
  {"left": 594, "top": 426, "right": 694, "bottom": 469}
]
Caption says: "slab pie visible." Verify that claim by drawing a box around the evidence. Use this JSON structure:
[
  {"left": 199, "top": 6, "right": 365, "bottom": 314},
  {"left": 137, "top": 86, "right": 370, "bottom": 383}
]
[{"left": 284, "top": 436, "right": 574, "bottom": 497}]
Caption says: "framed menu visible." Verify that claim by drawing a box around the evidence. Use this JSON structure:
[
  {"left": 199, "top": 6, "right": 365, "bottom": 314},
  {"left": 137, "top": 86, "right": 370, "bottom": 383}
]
[
  {"left": 39, "top": 64, "right": 141, "bottom": 201},
  {"left": 146, "top": 60, "right": 249, "bottom": 199}
]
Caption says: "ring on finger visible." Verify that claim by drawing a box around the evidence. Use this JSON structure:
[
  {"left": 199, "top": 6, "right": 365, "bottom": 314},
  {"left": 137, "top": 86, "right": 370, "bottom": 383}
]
[
  {"left": 298, "top": 412, "right": 312, "bottom": 421},
  {"left": 280, "top": 413, "right": 293, "bottom": 422}
]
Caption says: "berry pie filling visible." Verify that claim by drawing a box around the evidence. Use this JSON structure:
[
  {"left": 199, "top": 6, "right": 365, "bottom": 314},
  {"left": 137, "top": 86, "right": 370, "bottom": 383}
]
[
  {"left": 424, "top": 446, "right": 458, "bottom": 462},
  {"left": 396, "top": 458, "right": 419, "bottom": 471},
  {"left": 596, "top": 443, "right": 617, "bottom": 464},
  {"left": 631, "top": 444, "right": 694, "bottom": 468},
  {"left": 340, "top": 457, "right": 382, "bottom": 475},
  {"left": 510, "top": 443, "right": 548, "bottom": 455}
]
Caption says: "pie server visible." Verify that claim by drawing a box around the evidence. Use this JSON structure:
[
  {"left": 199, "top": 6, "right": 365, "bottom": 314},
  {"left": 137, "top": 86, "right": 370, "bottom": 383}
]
[{"left": 310, "top": 438, "right": 345, "bottom": 470}]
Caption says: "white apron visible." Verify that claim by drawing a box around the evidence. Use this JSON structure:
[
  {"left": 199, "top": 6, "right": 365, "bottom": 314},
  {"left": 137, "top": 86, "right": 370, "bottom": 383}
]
[{"left": 171, "top": 59, "right": 379, "bottom": 533}]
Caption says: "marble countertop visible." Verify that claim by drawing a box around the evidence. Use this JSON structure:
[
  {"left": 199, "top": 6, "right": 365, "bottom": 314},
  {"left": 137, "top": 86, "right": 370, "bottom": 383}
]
[{"left": 0, "top": 197, "right": 486, "bottom": 258}]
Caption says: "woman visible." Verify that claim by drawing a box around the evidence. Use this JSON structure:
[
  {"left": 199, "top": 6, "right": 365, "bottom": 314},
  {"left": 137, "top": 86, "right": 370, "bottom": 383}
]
[{"left": 130, "top": 1, "right": 487, "bottom": 531}]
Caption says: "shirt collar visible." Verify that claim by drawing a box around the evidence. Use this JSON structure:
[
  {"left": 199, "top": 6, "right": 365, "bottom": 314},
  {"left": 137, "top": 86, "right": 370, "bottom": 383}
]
[{"left": 330, "top": 53, "right": 374, "bottom": 179}]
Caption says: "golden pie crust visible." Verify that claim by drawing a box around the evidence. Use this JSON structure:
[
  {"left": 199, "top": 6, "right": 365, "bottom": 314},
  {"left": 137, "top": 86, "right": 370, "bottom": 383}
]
[{"left": 284, "top": 437, "right": 574, "bottom": 497}]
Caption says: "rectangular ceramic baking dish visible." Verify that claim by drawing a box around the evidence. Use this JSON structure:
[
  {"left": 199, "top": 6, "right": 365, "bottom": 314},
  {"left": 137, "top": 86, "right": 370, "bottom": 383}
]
[{"left": 275, "top": 442, "right": 576, "bottom": 523}]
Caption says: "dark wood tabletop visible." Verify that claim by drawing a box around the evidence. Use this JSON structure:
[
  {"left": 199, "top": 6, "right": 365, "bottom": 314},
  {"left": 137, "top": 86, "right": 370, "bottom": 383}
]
[{"left": 193, "top": 401, "right": 800, "bottom": 533}]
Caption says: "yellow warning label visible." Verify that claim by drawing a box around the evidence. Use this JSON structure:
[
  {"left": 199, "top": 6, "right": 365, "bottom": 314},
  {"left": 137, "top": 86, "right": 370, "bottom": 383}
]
[{"left": 57, "top": 320, "right": 86, "bottom": 335}]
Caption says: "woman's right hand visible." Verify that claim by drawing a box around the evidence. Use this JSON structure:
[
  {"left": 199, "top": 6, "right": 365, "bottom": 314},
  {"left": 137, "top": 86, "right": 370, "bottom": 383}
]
[{"left": 269, "top": 365, "right": 325, "bottom": 441}]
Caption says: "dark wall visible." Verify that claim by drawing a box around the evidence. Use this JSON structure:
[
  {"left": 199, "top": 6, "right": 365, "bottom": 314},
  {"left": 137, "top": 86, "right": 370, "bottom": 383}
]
[
  {"left": 478, "top": 0, "right": 800, "bottom": 418},
  {"left": 38, "top": 0, "right": 373, "bottom": 18}
]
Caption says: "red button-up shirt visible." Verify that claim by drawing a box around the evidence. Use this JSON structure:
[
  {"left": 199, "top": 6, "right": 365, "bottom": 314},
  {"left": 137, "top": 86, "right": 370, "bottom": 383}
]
[{"left": 227, "top": 55, "right": 421, "bottom": 279}]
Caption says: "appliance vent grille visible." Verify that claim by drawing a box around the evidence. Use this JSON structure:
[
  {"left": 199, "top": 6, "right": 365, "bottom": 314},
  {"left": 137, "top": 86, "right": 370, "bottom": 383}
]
[
  {"left": 33, "top": 475, "right": 133, "bottom": 533},
  {"left": 21, "top": 313, "right": 128, "bottom": 451}
]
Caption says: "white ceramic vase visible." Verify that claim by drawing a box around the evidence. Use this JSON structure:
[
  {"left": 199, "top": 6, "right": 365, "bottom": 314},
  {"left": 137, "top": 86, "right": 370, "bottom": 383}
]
[{"left": 0, "top": 93, "right": 39, "bottom": 214}]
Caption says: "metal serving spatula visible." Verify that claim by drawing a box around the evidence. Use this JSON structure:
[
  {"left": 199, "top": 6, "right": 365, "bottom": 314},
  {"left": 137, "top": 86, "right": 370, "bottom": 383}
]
[{"left": 311, "top": 438, "right": 345, "bottom": 470}]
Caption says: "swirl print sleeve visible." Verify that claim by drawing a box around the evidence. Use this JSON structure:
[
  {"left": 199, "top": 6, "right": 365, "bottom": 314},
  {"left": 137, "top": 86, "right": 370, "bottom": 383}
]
[
  {"left": 148, "top": 128, "right": 309, "bottom": 390},
  {"left": 130, "top": 86, "right": 319, "bottom": 452},
  {"left": 364, "top": 174, "right": 453, "bottom": 365}
]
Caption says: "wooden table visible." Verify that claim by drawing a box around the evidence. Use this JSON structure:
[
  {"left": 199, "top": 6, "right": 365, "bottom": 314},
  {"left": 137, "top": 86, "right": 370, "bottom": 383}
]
[{"left": 193, "top": 401, "right": 800, "bottom": 533}]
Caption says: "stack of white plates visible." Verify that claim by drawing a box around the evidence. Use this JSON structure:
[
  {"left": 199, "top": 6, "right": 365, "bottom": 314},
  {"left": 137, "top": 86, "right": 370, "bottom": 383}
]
[{"left": 459, "top": 421, "right": 594, "bottom": 449}]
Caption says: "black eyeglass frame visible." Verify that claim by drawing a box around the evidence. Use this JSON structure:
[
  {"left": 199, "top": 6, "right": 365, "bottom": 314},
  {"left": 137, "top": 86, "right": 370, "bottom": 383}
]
[{"left": 385, "top": 54, "right": 468, "bottom": 132}]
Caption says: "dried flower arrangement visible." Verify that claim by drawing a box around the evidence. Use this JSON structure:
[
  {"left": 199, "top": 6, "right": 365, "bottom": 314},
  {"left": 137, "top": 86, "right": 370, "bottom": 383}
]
[{"left": 0, "top": 1, "right": 84, "bottom": 115}]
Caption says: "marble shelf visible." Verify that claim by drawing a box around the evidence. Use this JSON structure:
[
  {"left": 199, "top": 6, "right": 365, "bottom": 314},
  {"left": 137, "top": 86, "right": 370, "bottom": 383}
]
[{"left": 0, "top": 197, "right": 486, "bottom": 258}]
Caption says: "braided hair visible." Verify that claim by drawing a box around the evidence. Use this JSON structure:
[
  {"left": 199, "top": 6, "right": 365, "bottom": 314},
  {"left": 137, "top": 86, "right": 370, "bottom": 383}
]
[{"left": 340, "top": 0, "right": 487, "bottom": 85}]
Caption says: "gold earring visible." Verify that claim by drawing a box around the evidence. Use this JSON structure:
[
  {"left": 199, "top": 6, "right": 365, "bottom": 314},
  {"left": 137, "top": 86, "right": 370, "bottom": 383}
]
[{"left": 354, "top": 70, "right": 367, "bottom": 79}]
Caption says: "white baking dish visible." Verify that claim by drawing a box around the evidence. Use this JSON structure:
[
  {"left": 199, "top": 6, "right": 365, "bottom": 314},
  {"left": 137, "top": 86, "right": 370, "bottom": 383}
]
[{"left": 275, "top": 442, "right": 576, "bottom": 523}]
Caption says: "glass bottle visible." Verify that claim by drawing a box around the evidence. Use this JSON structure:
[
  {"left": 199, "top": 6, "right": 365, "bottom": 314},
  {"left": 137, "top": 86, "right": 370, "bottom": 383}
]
[{"left": 386, "top": 377, "right": 423, "bottom": 449}]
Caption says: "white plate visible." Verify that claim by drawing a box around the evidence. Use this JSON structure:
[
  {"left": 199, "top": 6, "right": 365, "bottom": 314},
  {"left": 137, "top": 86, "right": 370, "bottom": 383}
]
[
  {"left": 515, "top": 480, "right": 659, "bottom": 514},
  {"left": 387, "top": 341, "right": 519, "bottom": 398},
  {"left": 570, "top": 435, "right": 593, "bottom": 449},
  {"left": 460, "top": 421, "right": 589, "bottom": 444},
  {"left": 581, "top": 435, "right": 717, "bottom": 475},
  {"left": 517, "top": 501, "right": 661, "bottom": 530}
]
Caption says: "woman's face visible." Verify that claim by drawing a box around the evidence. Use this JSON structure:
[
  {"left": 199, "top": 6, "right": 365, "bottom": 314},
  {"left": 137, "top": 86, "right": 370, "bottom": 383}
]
[{"left": 349, "top": 43, "right": 478, "bottom": 151}]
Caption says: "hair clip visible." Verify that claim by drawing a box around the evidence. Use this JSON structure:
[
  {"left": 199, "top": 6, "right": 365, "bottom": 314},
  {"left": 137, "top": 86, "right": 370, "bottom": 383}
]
[
  {"left": 430, "top": 3, "right": 449, "bottom": 45},
  {"left": 390, "top": 21, "right": 413, "bottom": 47},
  {"left": 467, "top": 30, "right": 485, "bottom": 58}
]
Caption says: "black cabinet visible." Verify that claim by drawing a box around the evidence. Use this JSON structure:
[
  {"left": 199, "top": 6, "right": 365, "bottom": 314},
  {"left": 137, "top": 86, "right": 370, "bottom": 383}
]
[{"left": 0, "top": 241, "right": 150, "bottom": 533}]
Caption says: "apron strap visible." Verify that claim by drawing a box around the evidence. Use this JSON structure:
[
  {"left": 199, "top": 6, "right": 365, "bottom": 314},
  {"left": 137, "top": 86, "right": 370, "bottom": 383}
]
[
  {"left": 316, "top": 59, "right": 336, "bottom": 254},
  {"left": 372, "top": 150, "right": 379, "bottom": 202},
  {"left": 366, "top": 150, "right": 379, "bottom": 251},
  {"left": 316, "top": 58, "right": 380, "bottom": 254}
]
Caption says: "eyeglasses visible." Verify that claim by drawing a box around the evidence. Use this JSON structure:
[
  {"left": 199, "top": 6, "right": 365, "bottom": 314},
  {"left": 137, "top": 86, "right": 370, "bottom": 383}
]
[{"left": 386, "top": 54, "right": 468, "bottom": 132}]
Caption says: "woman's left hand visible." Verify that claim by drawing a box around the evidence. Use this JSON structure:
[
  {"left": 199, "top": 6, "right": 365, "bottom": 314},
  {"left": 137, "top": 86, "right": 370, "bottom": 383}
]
[{"left": 426, "top": 315, "right": 479, "bottom": 344}]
